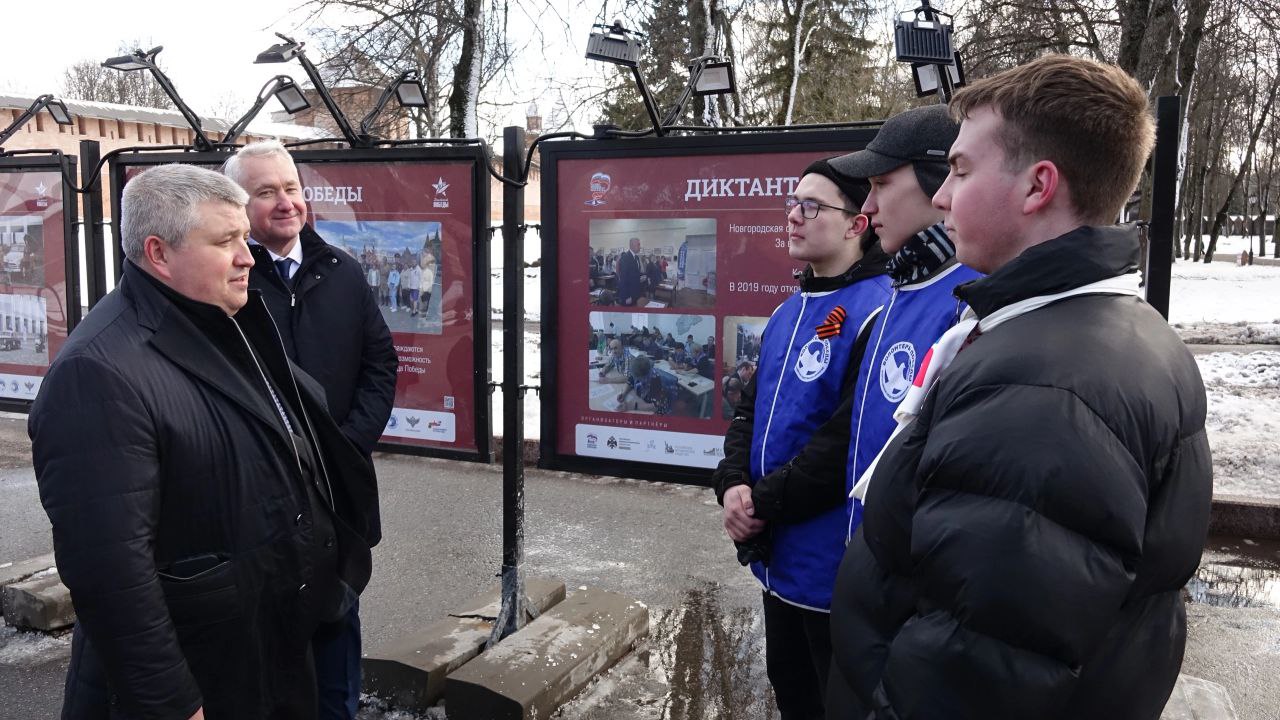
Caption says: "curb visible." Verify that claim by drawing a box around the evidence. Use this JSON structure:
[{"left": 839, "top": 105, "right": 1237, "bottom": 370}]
[{"left": 1209, "top": 494, "right": 1280, "bottom": 540}]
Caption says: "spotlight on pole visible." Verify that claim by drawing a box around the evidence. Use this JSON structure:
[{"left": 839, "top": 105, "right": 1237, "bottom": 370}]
[
  {"left": 660, "top": 55, "right": 738, "bottom": 128},
  {"left": 585, "top": 21, "right": 664, "bottom": 136},
  {"left": 102, "top": 46, "right": 213, "bottom": 150},
  {"left": 255, "top": 32, "right": 362, "bottom": 147},
  {"left": 222, "top": 75, "right": 310, "bottom": 145},
  {"left": 358, "top": 70, "right": 429, "bottom": 141},
  {"left": 0, "top": 94, "right": 74, "bottom": 150},
  {"left": 893, "top": 1, "right": 963, "bottom": 103}
]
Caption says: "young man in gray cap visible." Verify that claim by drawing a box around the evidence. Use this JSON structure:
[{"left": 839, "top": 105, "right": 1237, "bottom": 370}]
[
  {"left": 713, "top": 159, "right": 889, "bottom": 720},
  {"left": 825, "top": 105, "right": 981, "bottom": 552}
]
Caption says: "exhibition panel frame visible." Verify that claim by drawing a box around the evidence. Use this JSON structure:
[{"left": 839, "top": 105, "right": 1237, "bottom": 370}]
[
  {"left": 0, "top": 152, "right": 81, "bottom": 413},
  {"left": 539, "top": 128, "right": 879, "bottom": 484},
  {"left": 108, "top": 146, "right": 493, "bottom": 462}
]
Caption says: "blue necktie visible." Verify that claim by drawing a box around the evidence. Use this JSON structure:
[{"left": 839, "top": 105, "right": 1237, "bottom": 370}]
[{"left": 274, "top": 258, "right": 293, "bottom": 285}]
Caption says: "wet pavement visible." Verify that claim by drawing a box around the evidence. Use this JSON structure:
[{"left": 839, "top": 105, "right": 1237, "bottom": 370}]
[{"left": 2, "top": 416, "right": 1279, "bottom": 719}]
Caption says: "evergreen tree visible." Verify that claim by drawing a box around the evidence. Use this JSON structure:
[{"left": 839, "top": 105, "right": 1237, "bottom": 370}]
[
  {"left": 596, "top": 0, "right": 700, "bottom": 129},
  {"left": 749, "top": 0, "right": 880, "bottom": 125}
]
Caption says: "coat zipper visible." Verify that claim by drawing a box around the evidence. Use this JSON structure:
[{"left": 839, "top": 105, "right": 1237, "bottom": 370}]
[
  {"left": 257, "top": 305, "right": 337, "bottom": 511},
  {"left": 231, "top": 320, "right": 306, "bottom": 486},
  {"left": 231, "top": 315, "right": 336, "bottom": 511}
]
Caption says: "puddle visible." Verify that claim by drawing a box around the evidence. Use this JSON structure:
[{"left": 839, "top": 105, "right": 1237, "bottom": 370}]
[
  {"left": 1186, "top": 535, "right": 1280, "bottom": 609},
  {"left": 556, "top": 581, "right": 775, "bottom": 719}
]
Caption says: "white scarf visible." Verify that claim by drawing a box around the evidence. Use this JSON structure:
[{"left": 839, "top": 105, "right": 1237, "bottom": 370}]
[{"left": 850, "top": 274, "right": 1142, "bottom": 505}]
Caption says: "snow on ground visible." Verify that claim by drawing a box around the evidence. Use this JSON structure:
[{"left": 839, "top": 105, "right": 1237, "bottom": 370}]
[
  {"left": 1169, "top": 258, "right": 1280, "bottom": 326},
  {"left": 1197, "top": 351, "right": 1280, "bottom": 499}
]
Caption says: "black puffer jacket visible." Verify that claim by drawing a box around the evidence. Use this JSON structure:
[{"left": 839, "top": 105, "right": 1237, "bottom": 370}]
[
  {"left": 828, "top": 225, "right": 1213, "bottom": 720},
  {"left": 30, "top": 263, "right": 376, "bottom": 720}
]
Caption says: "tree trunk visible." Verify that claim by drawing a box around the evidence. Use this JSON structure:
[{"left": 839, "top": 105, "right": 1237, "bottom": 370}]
[
  {"left": 778, "top": 0, "right": 808, "bottom": 126},
  {"left": 1205, "top": 74, "right": 1280, "bottom": 262},
  {"left": 448, "top": 0, "right": 483, "bottom": 138}
]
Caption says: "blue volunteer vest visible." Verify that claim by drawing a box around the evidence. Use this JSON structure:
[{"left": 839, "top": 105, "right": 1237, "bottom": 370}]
[
  {"left": 846, "top": 262, "right": 983, "bottom": 538},
  {"left": 749, "top": 274, "right": 891, "bottom": 610}
]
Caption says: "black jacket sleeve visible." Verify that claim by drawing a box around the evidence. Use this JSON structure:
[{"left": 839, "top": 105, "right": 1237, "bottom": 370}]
[
  {"left": 30, "top": 356, "right": 203, "bottom": 719},
  {"left": 749, "top": 306, "right": 881, "bottom": 524},
  {"left": 712, "top": 373, "right": 757, "bottom": 504},
  {"left": 341, "top": 280, "right": 399, "bottom": 455}
]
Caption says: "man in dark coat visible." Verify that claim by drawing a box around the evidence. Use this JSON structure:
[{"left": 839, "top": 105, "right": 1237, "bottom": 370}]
[
  {"left": 30, "top": 164, "right": 375, "bottom": 720},
  {"left": 224, "top": 140, "right": 397, "bottom": 720},
  {"left": 827, "top": 54, "right": 1212, "bottom": 720},
  {"left": 616, "top": 237, "right": 642, "bottom": 306}
]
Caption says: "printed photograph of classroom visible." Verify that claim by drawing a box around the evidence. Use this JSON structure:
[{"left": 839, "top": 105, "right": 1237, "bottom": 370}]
[
  {"left": 587, "top": 311, "right": 718, "bottom": 419},
  {"left": 588, "top": 218, "right": 716, "bottom": 308}
]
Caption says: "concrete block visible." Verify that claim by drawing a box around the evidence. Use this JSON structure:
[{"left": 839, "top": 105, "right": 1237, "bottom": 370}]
[
  {"left": 2, "top": 571, "right": 74, "bottom": 631},
  {"left": 362, "top": 576, "right": 565, "bottom": 711},
  {"left": 1210, "top": 494, "right": 1280, "bottom": 540},
  {"left": 1161, "top": 674, "right": 1238, "bottom": 720},
  {"left": 445, "top": 586, "right": 649, "bottom": 720},
  {"left": 0, "top": 552, "right": 56, "bottom": 591}
]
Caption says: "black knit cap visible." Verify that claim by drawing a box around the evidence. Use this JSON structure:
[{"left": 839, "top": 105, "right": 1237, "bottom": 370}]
[
  {"left": 828, "top": 104, "right": 959, "bottom": 197},
  {"left": 801, "top": 158, "right": 872, "bottom": 211},
  {"left": 800, "top": 158, "right": 877, "bottom": 251}
]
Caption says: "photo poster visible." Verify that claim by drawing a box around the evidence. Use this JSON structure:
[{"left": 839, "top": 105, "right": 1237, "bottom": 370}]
[
  {"left": 298, "top": 160, "right": 482, "bottom": 453},
  {"left": 551, "top": 141, "right": 873, "bottom": 474},
  {"left": 0, "top": 169, "right": 68, "bottom": 402}
]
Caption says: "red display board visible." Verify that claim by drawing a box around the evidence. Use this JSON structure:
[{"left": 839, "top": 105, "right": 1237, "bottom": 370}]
[
  {"left": 540, "top": 130, "right": 876, "bottom": 481},
  {"left": 0, "top": 163, "right": 76, "bottom": 406},
  {"left": 297, "top": 159, "right": 485, "bottom": 454},
  {"left": 109, "top": 148, "right": 491, "bottom": 461}
]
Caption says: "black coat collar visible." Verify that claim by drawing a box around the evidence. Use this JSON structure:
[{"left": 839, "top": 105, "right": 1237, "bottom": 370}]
[
  {"left": 121, "top": 262, "right": 295, "bottom": 445},
  {"left": 956, "top": 224, "right": 1140, "bottom": 319},
  {"left": 798, "top": 243, "right": 890, "bottom": 293}
]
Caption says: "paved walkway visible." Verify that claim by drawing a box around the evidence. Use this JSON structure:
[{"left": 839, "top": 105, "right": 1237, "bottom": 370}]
[{"left": 2, "top": 420, "right": 1277, "bottom": 719}]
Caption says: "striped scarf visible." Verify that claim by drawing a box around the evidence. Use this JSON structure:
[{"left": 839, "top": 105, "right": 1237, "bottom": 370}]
[{"left": 885, "top": 223, "right": 956, "bottom": 287}]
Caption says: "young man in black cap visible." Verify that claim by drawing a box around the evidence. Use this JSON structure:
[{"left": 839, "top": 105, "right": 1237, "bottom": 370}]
[
  {"left": 713, "top": 160, "right": 888, "bottom": 720},
  {"left": 824, "top": 105, "right": 981, "bottom": 546}
]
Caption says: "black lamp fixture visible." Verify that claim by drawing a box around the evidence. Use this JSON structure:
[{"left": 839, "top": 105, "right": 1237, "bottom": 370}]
[
  {"left": 255, "top": 32, "right": 362, "bottom": 147},
  {"left": 0, "top": 94, "right": 74, "bottom": 149},
  {"left": 222, "top": 75, "right": 310, "bottom": 145},
  {"left": 660, "top": 55, "right": 738, "bottom": 127},
  {"left": 893, "top": 1, "right": 964, "bottom": 103},
  {"left": 586, "top": 21, "right": 665, "bottom": 136},
  {"left": 358, "top": 70, "right": 428, "bottom": 140},
  {"left": 911, "top": 53, "right": 965, "bottom": 98},
  {"left": 691, "top": 58, "right": 737, "bottom": 96},
  {"left": 102, "top": 46, "right": 214, "bottom": 150}
]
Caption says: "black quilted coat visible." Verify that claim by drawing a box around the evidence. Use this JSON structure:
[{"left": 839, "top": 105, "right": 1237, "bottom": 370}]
[
  {"left": 827, "top": 225, "right": 1213, "bottom": 720},
  {"left": 30, "top": 263, "right": 376, "bottom": 720}
]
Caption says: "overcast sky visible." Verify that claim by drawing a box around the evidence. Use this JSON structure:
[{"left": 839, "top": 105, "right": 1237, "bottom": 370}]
[{"left": 0, "top": 0, "right": 609, "bottom": 137}]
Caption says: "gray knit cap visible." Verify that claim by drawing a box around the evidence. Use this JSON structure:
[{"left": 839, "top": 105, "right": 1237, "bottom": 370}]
[{"left": 828, "top": 104, "right": 959, "bottom": 197}]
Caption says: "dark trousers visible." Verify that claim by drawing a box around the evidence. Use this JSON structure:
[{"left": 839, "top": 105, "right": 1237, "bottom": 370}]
[
  {"left": 312, "top": 597, "right": 361, "bottom": 720},
  {"left": 763, "top": 591, "right": 831, "bottom": 720}
]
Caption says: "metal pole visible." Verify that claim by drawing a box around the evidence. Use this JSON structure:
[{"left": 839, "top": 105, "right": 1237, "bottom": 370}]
[
  {"left": 631, "top": 66, "right": 667, "bottom": 137},
  {"left": 1146, "top": 95, "right": 1180, "bottom": 320},
  {"left": 79, "top": 140, "right": 108, "bottom": 308},
  {"left": 920, "top": 0, "right": 954, "bottom": 103},
  {"left": 489, "top": 125, "right": 527, "bottom": 645}
]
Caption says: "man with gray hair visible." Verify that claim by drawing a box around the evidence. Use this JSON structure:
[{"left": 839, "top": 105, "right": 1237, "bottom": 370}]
[
  {"left": 30, "top": 163, "right": 377, "bottom": 719},
  {"left": 225, "top": 139, "right": 395, "bottom": 719}
]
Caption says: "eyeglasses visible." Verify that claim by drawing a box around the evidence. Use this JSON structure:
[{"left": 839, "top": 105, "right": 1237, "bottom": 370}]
[{"left": 785, "top": 195, "right": 852, "bottom": 219}]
